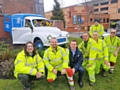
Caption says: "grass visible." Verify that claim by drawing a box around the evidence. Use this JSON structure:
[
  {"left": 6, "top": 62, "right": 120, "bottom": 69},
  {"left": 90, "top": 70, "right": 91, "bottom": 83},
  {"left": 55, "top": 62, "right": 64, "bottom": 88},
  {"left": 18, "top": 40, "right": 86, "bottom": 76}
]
[{"left": 0, "top": 37, "right": 120, "bottom": 90}]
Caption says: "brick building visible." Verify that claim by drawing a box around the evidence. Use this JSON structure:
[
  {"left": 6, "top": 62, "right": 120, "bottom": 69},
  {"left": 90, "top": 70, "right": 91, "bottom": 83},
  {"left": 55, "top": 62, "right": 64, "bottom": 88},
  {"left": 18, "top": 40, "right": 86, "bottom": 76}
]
[
  {"left": 82, "top": 0, "right": 120, "bottom": 21},
  {"left": 0, "top": 0, "right": 44, "bottom": 15},
  {"left": 0, "top": 0, "right": 44, "bottom": 38},
  {"left": 0, "top": 14, "right": 10, "bottom": 38},
  {"left": 0, "top": 0, "right": 35, "bottom": 14},
  {"left": 45, "top": 5, "right": 109, "bottom": 32}
]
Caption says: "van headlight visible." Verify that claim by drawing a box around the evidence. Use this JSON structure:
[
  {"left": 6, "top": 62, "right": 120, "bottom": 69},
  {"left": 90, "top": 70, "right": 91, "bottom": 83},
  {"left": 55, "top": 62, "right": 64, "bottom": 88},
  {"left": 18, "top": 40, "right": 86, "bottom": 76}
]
[
  {"left": 66, "top": 34, "right": 70, "bottom": 37},
  {"left": 47, "top": 35, "right": 52, "bottom": 40}
]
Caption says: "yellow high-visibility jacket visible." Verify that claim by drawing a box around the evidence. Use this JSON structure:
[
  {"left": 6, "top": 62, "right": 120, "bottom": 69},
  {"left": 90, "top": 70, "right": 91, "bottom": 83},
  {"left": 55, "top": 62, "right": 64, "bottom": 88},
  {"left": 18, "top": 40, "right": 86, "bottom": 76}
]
[
  {"left": 89, "top": 39, "right": 109, "bottom": 64},
  {"left": 90, "top": 24, "right": 104, "bottom": 38},
  {"left": 104, "top": 35, "right": 120, "bottom": 53},
  {"left": 78, "top": 38, "right": 95, "bottom": 59},
  {"left": 14, "top": 50, "right": 45, "bottom": 78},
  {"left": 43, "top": 46, "right": 69, "bottom": 71}
]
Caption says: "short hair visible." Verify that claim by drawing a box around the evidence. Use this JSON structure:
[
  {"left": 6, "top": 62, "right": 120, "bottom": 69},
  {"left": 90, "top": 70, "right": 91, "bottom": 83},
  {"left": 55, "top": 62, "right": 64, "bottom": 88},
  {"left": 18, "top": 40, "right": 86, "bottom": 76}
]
[
  {"left": 50, "top": 37, "right": 57, "bottom": 42},
  {"left": 94, "top": 19, "right": 99, "bottom": 23},
  {"left": 110, "top": 28, "right": 116, "bottom": 32},
  {"left": 70, "top": 40, "right": 78, "bottom": 45},
  {"left": 92, "top": 31, "right": 98, "bottom": 35},
  {"left": 82, "top": 32, "right": 90, "bottom": 36}
]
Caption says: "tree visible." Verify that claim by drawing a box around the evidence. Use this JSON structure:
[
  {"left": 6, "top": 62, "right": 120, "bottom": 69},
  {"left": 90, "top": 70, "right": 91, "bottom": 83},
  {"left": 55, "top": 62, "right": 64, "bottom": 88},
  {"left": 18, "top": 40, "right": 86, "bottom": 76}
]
[{"left": 51, "top": 0, "right": 65, "bottom": 27}]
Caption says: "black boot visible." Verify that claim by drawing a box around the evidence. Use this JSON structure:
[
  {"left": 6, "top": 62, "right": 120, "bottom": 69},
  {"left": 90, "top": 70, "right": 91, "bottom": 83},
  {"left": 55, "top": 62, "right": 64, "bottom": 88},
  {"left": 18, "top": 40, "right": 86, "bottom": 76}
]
[
  {"left": 78, "top": 81, "right": 83, "bottom": 88},
  {"left": 101, "top": 69, "right": 106, "bottom": 77}
]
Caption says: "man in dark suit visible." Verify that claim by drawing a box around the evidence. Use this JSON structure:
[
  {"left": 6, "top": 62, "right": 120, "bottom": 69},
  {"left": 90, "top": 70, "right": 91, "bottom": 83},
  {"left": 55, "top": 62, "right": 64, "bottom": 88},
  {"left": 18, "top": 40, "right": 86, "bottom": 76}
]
[{"left": 67, "top": 40, "right": 84, "bottom": 88}]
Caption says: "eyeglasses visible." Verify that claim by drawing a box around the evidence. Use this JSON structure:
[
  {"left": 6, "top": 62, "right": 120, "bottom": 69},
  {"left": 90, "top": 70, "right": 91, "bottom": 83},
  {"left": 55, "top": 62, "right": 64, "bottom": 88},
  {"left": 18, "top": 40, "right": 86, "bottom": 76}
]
[{"left": 111, "top": 32, "right": 116, "bottom": 34}]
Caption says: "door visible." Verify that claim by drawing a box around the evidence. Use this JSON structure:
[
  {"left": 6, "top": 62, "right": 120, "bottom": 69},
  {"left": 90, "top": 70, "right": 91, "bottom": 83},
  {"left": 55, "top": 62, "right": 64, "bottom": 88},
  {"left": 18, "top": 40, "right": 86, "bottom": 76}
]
[{"left": 12, "top": 27, "right": 32, "bottom": 44}]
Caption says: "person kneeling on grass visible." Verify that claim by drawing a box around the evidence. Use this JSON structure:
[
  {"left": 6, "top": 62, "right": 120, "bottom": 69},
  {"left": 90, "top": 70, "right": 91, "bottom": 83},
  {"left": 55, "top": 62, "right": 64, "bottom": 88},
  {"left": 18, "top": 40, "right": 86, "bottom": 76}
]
[
  {"left": 66, "top": 40, "right": 84, "bottom": 88},
  {"left": 14, "top": 42, "right": 45, "bottom": 90},
  {"left": 43, "top": 37, "right": 75, "bottom": 90}
]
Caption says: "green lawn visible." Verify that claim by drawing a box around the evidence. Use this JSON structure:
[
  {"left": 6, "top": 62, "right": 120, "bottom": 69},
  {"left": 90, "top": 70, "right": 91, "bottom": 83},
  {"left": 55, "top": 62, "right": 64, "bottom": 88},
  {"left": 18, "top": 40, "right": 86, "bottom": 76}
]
[{"left": 0, "top": 37, "right": 120, "bottom": 90}]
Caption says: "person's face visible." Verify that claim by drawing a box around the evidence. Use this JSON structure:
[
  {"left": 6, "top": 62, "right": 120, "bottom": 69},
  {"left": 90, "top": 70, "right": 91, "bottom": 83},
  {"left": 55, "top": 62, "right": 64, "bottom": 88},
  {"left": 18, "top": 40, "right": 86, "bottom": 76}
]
[
  {"left": 70, "top": 41, "right": 77, "bottom": 50},
  {"left": 26, "top": 43, "right": 34, "bottom": 53},
  {"left": 110, "top": 29, "right": 116, "bottom": 37},
  {"left": 50, "top": 39, "right": 58, "bottom": 48},
  {"left": 94, "top": 22, "right": 99, "bottom": 26},
  {"left": 82, "top": 33, "right": 89, "bottom": 41},
  {"left": 92, "top": 32, "right": 98, "bottom": 41}
]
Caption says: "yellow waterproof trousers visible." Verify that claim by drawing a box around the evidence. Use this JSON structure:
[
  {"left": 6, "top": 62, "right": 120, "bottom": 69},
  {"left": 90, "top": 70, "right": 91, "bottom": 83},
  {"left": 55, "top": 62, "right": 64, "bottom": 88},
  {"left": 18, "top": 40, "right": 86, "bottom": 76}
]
[{"left": 86, "top": 60, "right": 110, "bottom": 83}]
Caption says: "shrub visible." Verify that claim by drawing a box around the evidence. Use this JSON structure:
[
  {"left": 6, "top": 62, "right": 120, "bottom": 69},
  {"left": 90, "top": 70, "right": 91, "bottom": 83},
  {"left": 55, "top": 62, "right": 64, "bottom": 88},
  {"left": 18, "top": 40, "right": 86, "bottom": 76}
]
[{"left": 0, "top": 59, "right": 14, "bottom": 78}]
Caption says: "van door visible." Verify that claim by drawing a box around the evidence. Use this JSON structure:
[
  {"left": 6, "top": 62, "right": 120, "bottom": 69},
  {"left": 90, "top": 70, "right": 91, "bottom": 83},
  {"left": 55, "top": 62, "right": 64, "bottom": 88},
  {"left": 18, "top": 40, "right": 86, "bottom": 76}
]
[{"left": 12, "top": 19, "right": 33, "bottom": 44}]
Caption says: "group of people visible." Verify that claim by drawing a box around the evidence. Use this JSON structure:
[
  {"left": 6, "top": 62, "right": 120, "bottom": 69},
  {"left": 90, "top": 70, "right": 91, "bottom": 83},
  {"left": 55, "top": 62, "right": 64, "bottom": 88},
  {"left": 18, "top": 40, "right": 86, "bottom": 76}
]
[{"left": 14, "top": 19, "right": 120, "bottom": 90}]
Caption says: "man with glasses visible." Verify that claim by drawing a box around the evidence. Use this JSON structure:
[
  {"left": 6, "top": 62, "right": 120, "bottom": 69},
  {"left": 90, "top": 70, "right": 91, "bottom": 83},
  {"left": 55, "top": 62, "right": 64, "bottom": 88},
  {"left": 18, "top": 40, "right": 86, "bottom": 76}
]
[{"left": 104, "top": 29, "right": 120, "bottom": 74}]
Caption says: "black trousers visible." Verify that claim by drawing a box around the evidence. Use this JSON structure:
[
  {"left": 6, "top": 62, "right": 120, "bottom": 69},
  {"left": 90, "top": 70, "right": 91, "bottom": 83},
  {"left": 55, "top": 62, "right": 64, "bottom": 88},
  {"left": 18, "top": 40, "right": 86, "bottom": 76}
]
[
  {"left": 75, "top": 66, "right": 84, "bottom": 82},
  {"left": 18, "top": 74, "right": 45, "bottom": 88}
]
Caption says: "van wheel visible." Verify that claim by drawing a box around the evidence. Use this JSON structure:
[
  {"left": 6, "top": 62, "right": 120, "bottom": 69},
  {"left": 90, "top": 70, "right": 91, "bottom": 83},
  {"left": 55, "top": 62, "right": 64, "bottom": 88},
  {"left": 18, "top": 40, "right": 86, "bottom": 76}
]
[{"left": 35, "top": 40, "right": 43, "bottom": 49}]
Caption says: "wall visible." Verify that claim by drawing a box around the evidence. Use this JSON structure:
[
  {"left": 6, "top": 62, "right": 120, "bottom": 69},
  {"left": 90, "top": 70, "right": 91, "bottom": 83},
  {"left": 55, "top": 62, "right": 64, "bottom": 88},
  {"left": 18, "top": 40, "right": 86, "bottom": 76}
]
[
  {"left": 0, "top": 14, "right": 11, "bottom": 38},
  {"left": 45, "top": 5, "right": 109, "bottom": 32},
  {"left": 1, "top": 0, "right": 35, "bottom": 14}
]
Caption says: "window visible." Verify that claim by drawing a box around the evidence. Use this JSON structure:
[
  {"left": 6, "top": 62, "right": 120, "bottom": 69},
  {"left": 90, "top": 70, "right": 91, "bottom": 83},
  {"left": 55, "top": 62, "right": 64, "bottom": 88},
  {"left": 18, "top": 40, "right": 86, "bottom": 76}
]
[
  {"left": 103, "top": 18, "right": 106, "bottom": 23},
  {"left": 118, "top": 8, "right": 120, "bottom": 13},
  {"left": 77, "top": 15, "right": 81, "bottom": 24},
  {"left": 39, "top": 0, "right": 43, "bottom": 3},
  {"left": 94, "top": 9, "right": 99, "bottom": 12},
  {"left": 0, "top": 4, "right": 2, "bottom": 13},
  {"left": 100, "top": 7, "right": 108, "bottom": 11},
  {"left": 90, "top": 18, "right": 93, "bottom": 22},
  {"left": 72, "top": 15, "right": 77, "bottom": 24},
  {"left": 100, "top": 2, "right": 109, "bottom": 5},
  {"left": 69, "top": 12, "right": 71, "bottom": 18},
  {"left": 111, "top": 0, "right": 118, "bottom": 4},
  {"left": 35, "top": 4, "right": 39, "bottom": 14},
  {"left": 72, "top": 15, "right": 81, "bottom": 24},
  {"left": 93, "top": 4, "right": 99, "bottom": 6},
  {"left": 107, "top": 18, "right": 109, "bottom": 23}
]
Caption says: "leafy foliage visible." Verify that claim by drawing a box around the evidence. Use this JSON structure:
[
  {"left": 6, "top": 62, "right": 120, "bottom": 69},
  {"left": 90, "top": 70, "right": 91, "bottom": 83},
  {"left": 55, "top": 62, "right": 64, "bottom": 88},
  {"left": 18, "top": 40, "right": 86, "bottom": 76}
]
[
  {"left": 51, "top": 0, "right": 65, "bottom": 27},
  {"left": 0, "top": 59, "right": 14, "bottom": 78}
]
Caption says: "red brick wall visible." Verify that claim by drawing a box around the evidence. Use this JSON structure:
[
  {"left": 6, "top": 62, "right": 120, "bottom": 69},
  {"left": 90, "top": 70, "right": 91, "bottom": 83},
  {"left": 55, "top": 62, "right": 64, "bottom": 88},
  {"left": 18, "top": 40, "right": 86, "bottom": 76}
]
[
  {"left": 0, "top": 15, "right": 11, "bottom": 38},
  {"left": 1, "top": 0, "right": 35, "bottom": 14}
]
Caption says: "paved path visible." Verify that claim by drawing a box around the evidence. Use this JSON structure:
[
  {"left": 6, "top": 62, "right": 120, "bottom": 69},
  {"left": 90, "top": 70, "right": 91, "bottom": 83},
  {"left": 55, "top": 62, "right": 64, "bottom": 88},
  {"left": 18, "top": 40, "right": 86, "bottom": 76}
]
[{"left": 69, "top": 32, "right": 83, "bottom": 38}]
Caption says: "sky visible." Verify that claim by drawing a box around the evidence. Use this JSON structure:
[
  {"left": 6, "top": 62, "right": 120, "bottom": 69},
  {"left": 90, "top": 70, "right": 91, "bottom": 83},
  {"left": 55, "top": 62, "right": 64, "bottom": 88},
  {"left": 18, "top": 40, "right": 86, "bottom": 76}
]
[{"left": 44, "top": 0, "right": 84, "bottom": 12}]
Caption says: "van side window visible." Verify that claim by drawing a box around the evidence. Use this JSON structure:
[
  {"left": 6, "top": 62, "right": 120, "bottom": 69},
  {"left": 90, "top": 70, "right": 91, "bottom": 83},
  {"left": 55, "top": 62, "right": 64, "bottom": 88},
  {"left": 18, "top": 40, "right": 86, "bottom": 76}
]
[{"left": 24, "top": 19, "right": 31, "bottom": 27}]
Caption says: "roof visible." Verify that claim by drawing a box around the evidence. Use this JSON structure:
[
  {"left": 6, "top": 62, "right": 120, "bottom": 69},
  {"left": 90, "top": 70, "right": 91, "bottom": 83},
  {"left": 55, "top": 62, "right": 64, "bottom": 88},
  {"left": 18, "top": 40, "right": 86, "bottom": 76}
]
[
  {"left": 12, "top": 13, "right": 44, "bottom": 19},
  {"left": 25, "top": 16, "right": 48, "bottom": 20}
]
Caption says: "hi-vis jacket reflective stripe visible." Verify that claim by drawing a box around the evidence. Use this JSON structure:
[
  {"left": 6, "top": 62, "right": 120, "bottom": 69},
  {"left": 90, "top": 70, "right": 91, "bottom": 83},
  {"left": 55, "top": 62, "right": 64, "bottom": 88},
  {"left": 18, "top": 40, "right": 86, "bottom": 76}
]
[
  {"left": 14, "top": 50, "right": 45, "bottom": 78},
  {"left": 43, "top": 46, "right": 69, "bottom": 71},
  {"left": 90, "top": 39, "right": 109, "bottom": 64},
  {"left": 78, "top": 38, "right": 94, "bottom": 59},
  {"left": 89, "top": 24, "right": 104, "bottom": 38},
  {"left": 104, "top": 35, "right": 120, "bottom": 53}
]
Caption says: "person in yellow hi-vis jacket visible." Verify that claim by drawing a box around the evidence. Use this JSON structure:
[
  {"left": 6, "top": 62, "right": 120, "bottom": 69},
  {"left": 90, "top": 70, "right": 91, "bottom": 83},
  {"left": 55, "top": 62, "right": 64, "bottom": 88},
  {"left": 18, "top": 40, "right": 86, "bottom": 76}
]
[
  {"left": 14, "top": 42, "right": 45, "bottom": 90},
  {"left": 87, "top": 31, "right": 110, "bottom": 86},
  {"left": 43, "top": 37, "right": 75, "bottom": 90},
  {"left": 78, "top": 32, "right": 96, "bottom": 69},
  {"left": 104, "top": 29, "right": 120, "bottom": 74},
  {"left": 89, "top": 19, "right": 104, "bottom": 39}
]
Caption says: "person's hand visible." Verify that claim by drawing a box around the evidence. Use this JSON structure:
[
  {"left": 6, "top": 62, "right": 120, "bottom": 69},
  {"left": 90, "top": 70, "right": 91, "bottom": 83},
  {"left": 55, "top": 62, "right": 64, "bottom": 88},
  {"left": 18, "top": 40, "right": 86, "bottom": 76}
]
[
  {"left": 104, "top": 60, "right": 110, "bottom": 66},
  {"left": 72, "top": 68, "right": 75, "bottom": 75},
  {"left": 61, "top": 69, "right": 66, "bottom": 75},
  {"left": 36, "top": 72, "right": 42, "bottom": 78},
  {"left": 52, "top": 69, "right": 57, "bottom": 74},
  {"left": 114, "top": 52, "right": 118, "bottom": 57},
  {"left": 87, "top": 64, "right": 92, "bottom": 68}
]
